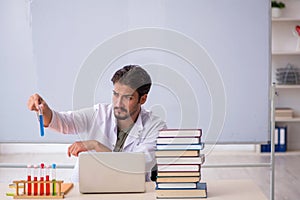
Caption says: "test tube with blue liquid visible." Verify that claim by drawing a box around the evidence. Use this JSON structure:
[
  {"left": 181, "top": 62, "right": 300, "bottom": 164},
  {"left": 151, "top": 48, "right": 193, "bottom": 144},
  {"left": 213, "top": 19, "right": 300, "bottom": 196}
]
[{"left": 38, "top": 105, "right": 44, "bottom": 137}]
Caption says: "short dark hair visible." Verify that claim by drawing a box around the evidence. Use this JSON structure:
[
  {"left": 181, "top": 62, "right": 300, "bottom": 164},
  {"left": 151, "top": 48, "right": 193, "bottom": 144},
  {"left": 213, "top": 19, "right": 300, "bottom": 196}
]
[{"left": 111, "top": 65, "right": 152, "bottom": 98}]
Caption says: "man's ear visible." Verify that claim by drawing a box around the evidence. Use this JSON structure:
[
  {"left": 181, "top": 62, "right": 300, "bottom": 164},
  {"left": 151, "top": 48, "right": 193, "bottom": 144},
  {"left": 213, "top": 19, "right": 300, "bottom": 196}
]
[{"left": 139, "top": 94, "right": 148, "bottom": 105}]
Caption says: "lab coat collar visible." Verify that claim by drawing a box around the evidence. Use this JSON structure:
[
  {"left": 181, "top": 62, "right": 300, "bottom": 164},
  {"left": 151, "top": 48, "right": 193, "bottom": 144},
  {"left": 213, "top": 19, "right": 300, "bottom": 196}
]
[
  {"left": 111, "top": 107, "right": 145, "bottom": 150},
  {"left": 123, "top": 111, "right": 144, "bottom": 149}
]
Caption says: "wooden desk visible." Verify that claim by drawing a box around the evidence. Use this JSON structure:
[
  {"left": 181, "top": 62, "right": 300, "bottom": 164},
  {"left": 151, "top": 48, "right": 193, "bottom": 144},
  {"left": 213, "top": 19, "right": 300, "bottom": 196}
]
[{"left": 1, "top": 180, "right": 267, "bottom": 200}]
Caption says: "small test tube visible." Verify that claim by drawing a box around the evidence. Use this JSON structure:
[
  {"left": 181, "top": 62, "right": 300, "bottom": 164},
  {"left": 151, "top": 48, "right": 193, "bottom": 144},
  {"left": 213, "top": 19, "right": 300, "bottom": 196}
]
[
  {"left": 38, "top": 105, "right": 45, "bottom": 137},
  {"left": 33, "top": 165, "right": 38, "bottom": 196},
  {"left": 52, "top": 163, "right": 56, "bottom": 196},
  {"left": 27, "top": 164, "right": 32, "bottom": 195},
  {"left": 45, "top": 165, "right": 50, "bottom": 195},
  {"left": 40, "top": 163, "right": 45, "bottom": 195}
]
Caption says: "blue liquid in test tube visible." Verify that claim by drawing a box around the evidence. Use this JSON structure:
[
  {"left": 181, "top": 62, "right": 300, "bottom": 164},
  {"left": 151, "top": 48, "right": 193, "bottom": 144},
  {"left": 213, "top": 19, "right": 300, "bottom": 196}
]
[{"left": 38, "top": 105, "right": 45, "bottom": 137}]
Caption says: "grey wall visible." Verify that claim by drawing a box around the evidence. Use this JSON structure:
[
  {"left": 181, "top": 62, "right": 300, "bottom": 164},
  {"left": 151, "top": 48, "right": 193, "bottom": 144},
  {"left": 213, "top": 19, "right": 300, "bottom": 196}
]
[{"left": 0, "top": 0, "right": 270, "bottom": 143}]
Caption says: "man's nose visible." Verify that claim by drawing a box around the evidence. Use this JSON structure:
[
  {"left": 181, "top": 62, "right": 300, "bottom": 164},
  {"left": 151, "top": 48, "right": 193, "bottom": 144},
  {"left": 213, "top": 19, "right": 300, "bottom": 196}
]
[{"left": 115, "top": 96, "right": 124, "bottom": 107}]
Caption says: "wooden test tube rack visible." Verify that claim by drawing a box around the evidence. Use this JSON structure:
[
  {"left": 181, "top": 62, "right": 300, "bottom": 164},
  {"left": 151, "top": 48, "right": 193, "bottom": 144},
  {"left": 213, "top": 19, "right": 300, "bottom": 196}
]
[{"left": 12, "top": 180, "right": 64, "bottom": 199}]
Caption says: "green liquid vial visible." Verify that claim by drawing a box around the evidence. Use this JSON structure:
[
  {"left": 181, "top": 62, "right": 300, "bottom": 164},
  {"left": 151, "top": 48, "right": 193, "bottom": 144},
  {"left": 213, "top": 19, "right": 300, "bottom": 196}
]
[
  {"left": 52, "top": 164, "right": 57, "bottom": 196},
  {"left": 52, "top": 179, "right": 56, "bottom": 195}
]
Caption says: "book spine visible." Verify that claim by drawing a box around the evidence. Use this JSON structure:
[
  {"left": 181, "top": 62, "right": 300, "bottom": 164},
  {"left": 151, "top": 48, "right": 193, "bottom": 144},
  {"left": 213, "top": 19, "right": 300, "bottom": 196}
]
[
  {"left": 156, "top": 143, "right": 205, "bottom": 150},
  {"left": 156, "top": 176, "right": 201, "bottom": 183},
  {"left": 156, "top": 154, "right": 205, "bottom": 165},
  {"left": 155, "top": 150, "right": 200, "bottom": 157},
  {"left": 158, "top": 129, "right": 202, "bottom": 137},
  {"left": 157, "top": 164, "right": 201, "bottom": 172},
  {"left": 157, "top": 137, "right": 201, "bottom": 145},
  {"left": 157, "top": 182, "right": 197, "bottom": 189}
]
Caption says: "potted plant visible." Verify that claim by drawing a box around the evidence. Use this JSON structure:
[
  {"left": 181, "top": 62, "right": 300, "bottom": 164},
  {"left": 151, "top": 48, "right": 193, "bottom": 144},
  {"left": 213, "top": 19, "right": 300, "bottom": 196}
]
[{"left": 271, "top": 1, "right": 285, "bottom": 18}]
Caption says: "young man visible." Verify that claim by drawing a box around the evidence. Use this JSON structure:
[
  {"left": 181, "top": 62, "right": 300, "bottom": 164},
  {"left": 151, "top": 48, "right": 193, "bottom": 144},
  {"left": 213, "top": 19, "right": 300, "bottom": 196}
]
[{"left": 27, "top": 65, "right": 167, "bottom": 181}]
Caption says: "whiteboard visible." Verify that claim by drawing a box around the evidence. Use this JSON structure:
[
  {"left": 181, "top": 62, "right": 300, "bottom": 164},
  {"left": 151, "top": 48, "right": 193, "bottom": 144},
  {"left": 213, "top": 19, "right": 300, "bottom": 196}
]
[{"left": 0, "top": 0, "right": 270, "bottom": 144}]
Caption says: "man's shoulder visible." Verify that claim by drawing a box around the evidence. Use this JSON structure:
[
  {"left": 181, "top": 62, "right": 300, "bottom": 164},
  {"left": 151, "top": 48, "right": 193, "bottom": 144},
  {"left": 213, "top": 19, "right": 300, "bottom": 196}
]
[
  {"left": 138, "top": 108, "right": 167, "bottom": 136},
  {"left": 140, "top": 108, "right": 166, "bottom": 126},
  {"left": 93, "top": 103, "right": 113, "bottom": 111},
  {"left": 92, "top": 103, "right": 114, "bottom": 119}
]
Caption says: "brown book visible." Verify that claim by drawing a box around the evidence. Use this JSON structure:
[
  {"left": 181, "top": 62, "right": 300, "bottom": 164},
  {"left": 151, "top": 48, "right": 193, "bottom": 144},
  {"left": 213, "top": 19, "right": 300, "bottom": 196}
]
[
  {"left": 155, "top": 150, "right": 200, "bottom": 157},
  {"left": 275, "top": 107, "right": 293, "bottom": 118},
  {"left": 157, "top": 164, "right": 200, "bottom": 172},
  {"left": 156, "top": 176, "right": 200, "bottom": 183},
  {"left": 157, "top": 171, "right": 200, "bottom": 177}
]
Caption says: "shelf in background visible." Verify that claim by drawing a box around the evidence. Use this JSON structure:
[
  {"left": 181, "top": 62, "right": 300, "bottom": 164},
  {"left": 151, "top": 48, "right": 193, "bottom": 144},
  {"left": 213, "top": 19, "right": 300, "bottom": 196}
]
[
  {"left": 275, "top": 85, "right": 300, "bottom": 89},
  {"left": 272, "top": 18, "right": 300, "bottom": 22},
  {"left": 275, "top": 117, "right": 300, "bottom": 122},
  {"left": 272, "top": 51, "right": 300, "bottom": 55}
]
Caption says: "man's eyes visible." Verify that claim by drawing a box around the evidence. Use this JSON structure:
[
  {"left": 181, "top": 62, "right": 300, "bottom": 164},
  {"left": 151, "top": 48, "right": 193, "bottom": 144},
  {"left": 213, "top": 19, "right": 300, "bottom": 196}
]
[
  {"left": 113, "top": 92, "right": 119, "bottom": 97},
  {"left": 113, "top": 92, "right": 133, "bottom": 100},
  {"left": 124, "top": 96, "right": 133, "bottom": 100}
]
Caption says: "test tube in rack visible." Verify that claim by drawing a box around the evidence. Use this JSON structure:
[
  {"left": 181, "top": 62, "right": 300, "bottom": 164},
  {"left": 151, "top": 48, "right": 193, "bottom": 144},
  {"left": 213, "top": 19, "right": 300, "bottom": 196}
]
[
  {"left": 46, "top": 165, "right": 50, "bottom": 195},
  {"left": 33, "top": 164, "right": 38, "bottom": 195},
  {"left": 27, "top": 164, "right": 32, "bottom": 195},
  {"left": 52, "top": 163, "right": 57, "bottom": 196},
  {"left": 40, "top": 163, "right": 45, "bottom": 195}
]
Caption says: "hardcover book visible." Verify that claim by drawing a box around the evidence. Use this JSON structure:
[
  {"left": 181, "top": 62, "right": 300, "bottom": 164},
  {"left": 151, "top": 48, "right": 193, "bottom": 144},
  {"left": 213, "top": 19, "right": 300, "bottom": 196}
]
[
  {"left": 156, "top": 182, "right": 207, "bottom": 198},
  {"left": 159, "top": 129, "right": 202, "bottom": 137},
  {"left": 156, "top": 144, "right": 204, "bottom": 151},
  {"left": 156, "top": 176, "right": 200, "bottom": 183},
  {"left": 157, "top": 182, "right": 198, "bottom": 189},
  {"left": 157, "top": 164, "right": 201, "bottom": 172},
  {"left": 157, "top": 137, "right": 201, "bottom": 145},
  {"left": 156, "top": 154, "right": 205, "bottom": 165},
  {"left": 157, "top": 171, "right": 200, "bottom": 177},
  {"left": 155, "top": 150, "right": 200, "bottom": 157}
]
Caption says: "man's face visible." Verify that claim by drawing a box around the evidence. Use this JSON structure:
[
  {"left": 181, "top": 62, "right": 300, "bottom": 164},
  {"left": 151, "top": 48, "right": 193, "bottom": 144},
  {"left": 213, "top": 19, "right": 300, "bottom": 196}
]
[{"left": 112, "top": 82, "right": 142, "bottom": 120}]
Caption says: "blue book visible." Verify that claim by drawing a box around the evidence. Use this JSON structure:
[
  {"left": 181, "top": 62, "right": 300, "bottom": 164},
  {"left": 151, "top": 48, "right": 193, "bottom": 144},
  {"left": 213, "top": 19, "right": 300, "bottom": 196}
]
[
  {"left": 260, "top": 126, "right": 287, "bottom": 153},
  {"left": 277, "top": 126, "right": 287, "bottom": 152}
]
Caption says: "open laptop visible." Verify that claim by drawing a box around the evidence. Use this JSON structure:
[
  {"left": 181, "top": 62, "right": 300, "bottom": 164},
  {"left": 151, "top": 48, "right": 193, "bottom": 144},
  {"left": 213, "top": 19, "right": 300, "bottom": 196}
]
[{"left": 79, "top": 152, "right": 146, "bottom": 193}]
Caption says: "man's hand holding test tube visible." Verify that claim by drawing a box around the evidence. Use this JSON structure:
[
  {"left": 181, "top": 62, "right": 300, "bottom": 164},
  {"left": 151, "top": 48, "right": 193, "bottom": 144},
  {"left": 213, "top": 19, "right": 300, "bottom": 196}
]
[
  {"left": 27, "top": 94, "right": 53, "bottom": 134},
  {"left": 27, "top": 93, "right": 111, "bottom": 156}
]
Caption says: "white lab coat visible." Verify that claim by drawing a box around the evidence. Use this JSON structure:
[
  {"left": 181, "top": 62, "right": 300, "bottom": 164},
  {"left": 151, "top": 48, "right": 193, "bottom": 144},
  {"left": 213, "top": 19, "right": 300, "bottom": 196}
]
[{"left": 48, "top": 103, "right": 167, "bottom": 182}]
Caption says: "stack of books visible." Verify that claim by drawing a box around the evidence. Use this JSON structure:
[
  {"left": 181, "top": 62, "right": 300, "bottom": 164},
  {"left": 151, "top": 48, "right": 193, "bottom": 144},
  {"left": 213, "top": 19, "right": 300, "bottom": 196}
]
[
  {"left": 155, "top": 129, "right": 207, "bottom": 199},
  {"left": 275, "top": 107, "right": 293, "bottom": 119}
]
